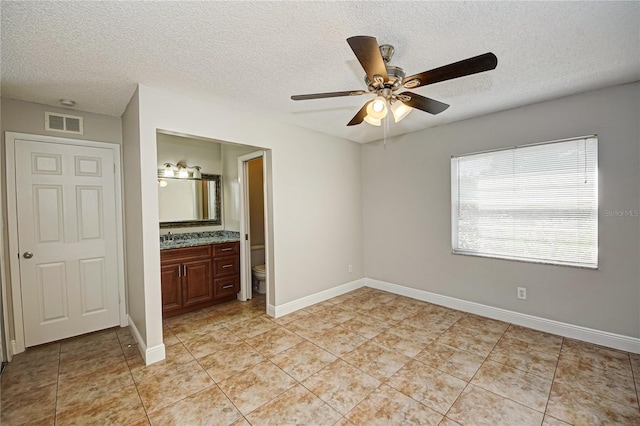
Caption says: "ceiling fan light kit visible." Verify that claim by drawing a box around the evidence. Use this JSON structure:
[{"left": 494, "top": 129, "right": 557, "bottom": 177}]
[
  {"left": 363, "top": 115, "right": 382, "bottom": 126},
  {"left": 390, "top": 99, "right": 412, "bottom": 122},
  {"left": 291, "top": 36, "right": 498, "bottom": 127},
  {"left": 366, "top": 95, "right": 388, "bottom": 120}
]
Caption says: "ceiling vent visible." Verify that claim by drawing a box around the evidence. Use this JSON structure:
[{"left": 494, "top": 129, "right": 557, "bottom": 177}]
[{"left": 45, "top": 112, "right": 84, "bottom": 135}]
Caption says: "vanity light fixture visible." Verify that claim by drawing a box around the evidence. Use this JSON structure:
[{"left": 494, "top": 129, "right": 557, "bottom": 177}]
[{"left": 162, "top": 161, "right": 203, "bottom": 179}]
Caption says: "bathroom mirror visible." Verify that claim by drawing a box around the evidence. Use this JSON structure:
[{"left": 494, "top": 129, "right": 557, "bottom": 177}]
[{"left": 158, "top": 173, "right": 222, "bottom": 228}]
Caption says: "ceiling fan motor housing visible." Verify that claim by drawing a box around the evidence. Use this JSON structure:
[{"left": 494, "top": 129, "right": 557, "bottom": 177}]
[{"left": 365, "top": 65, "right": 406, "bottom": 93}]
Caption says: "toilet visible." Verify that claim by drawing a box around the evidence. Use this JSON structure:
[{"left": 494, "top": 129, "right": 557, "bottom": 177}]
[
  {"left": 251, "top": 264, "right": 267, "bottom": 294},
  {"left": 251, "top": 245, "right": 266, "bottom": 294}
]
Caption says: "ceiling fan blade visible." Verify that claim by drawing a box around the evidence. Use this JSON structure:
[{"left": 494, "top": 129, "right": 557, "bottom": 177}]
[
  {"left": 398, "top": 92, "right": 449, "bottom": 115},
  {"left": 347, "top": 36, "right": 389, "bottom": 84},
  {"left": 402, "top": 52, "right": 498, "bottom": 89},
  {"left": 347, "top": 101, "right": 371, "bottom": 126},
  {"left": 291, "top": 90, "right": 366, "bottom": 101}
]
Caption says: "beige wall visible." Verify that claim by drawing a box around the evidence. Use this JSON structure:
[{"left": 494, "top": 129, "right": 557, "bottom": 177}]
[
  {"left": 221, "top": 143, "right": 259, "bottom": 232},
  {"left": 1, "top": 98, "right": 122, "bottom": 144},
  {"left": 248, "top": 158, "right": 265, "bottom": 247},
  {"left": 362, "top": 82, "right": 640, "bottom": 338}
]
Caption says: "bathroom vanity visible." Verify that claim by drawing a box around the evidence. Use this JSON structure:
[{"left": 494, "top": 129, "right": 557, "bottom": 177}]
[{"left": 160, "top": 232, "right": 240, "bottom": 318}]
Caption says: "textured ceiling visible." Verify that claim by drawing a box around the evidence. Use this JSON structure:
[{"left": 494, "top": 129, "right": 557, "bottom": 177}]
[{"left": 2, "top": 1, "right": 639, "bottom": 143}]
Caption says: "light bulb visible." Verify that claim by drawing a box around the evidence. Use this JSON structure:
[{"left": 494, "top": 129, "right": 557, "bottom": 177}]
[
  {"left": 193, "top": 167, "right": 202, "bottom": 179},
  {"left": 178, "top": 167, "right": 188, "bottom": 178},
  {"left": 158, "top": 179, "right": 168, "bottom": 187},
  {"left": 366, "top": 96, "right": 388, "bottom": 120},
  {"left": 163, "top": 163, "right": 174, "bottom": 177},
  {"left": 390, "top": 100, "right": 413, "bottom": 123},
  {"left": 372, "top": 100, "right": 385, "bottom": 113}
]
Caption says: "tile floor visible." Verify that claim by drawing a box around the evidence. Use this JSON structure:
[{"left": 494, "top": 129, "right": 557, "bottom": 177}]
[{"left": 1, "top": 287, "right": 639, "bottom": 425}]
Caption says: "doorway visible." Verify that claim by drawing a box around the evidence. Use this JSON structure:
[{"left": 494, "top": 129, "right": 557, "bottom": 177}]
[
  {"left": 5, "top": 132, "right": 126, "bottom": 354},
  {"left": 238, "top": 150, "right": 273, "bottom": 314}
]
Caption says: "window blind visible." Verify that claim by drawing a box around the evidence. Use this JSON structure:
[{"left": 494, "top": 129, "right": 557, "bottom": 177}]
[{"left": 451, "top": 136, "right": 598, "bottom": 269}]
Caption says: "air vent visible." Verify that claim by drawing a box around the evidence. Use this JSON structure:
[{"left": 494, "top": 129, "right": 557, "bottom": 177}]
[{"left": 45, "top": 112, "right": 84, "bottom": 135}]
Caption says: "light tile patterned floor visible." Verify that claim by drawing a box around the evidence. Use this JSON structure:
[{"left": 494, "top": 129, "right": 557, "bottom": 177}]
[{"left": 2, "top": 287, "right": 639, "bottom": 425}]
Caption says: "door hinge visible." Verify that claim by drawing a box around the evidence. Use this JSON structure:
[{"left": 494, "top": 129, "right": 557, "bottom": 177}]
[
  {"left": 113, "top": 163, "right": 116, "bottom": 174},
  {"left": 245, "top": 234, "right": 248, "bottom": 241}
]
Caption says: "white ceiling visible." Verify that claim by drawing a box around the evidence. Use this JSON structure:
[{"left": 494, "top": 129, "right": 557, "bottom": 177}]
[{"left": 2, "top": 1, "right": 639, "bottom": 144}]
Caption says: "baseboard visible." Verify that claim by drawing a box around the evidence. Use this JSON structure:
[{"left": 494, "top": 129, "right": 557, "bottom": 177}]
[
  {"left": 128, "top": 315, "right": 166, "bottom": 365},
  {"left": 267, "top": 304, "right": 276, "bottom": 317},
  {"left": 365, "top": 278, "right": 640, "bottom": 354},
  {"left": 273, "top": 278, "right": 365, "bottom": 318},
  {"left": 11, "top": 339, "right": 21, "bottom": 358}
]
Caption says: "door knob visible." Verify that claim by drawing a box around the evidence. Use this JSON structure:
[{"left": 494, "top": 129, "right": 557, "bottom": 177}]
[{"left": 23, "top": 251, "right": 34, "bottom": 259}]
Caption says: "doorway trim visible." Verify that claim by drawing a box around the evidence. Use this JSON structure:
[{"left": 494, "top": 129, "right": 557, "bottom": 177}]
[
  {"left": 4, "top": 132, "right": 127, "bottom": 355},
  {"left": 237, "top": 150, "right": 273, "bottom": 315}
]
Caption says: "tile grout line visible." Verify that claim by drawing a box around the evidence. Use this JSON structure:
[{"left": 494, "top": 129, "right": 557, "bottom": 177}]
[
  {"left": 53, "top": 342, "right": 61, "bottom": 426},
  {"left": 542, "top": 337, "right": 566, "bottom": 424},
  {"left": 117, "top": 330, "right": 152, "bottom": 425},
  {"left": 554, "top": 341, "right": 639, "bottom": 411},
  {"left": 441, "top": 318, "right": 558, "bottom": 420},
  {"left": 631, "top": 354, "right": 640, "bottom": 411}
]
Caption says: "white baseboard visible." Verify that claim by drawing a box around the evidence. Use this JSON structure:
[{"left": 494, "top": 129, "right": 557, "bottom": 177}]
[
  {"left": 273, "top": 278, "right": 365, "bottom": 318},
  {"left": 128, "top": 315, "right": 166, "bottom": 365},
  {"left": 11, "top": 339, "right": 21, "bottom": 358},
  {"left": 267, "top": 304, "right": 276, "bottom": 317},
  {"left": 365, "top": 278, "right": 640, "bottom": 354}
]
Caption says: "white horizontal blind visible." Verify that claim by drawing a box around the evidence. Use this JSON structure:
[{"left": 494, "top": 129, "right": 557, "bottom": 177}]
[{"left": 451, "top": 136, "right": 598, "bottom": 268}]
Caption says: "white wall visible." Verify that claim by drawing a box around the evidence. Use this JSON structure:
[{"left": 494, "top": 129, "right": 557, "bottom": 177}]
[
  {"left": 137, "top": 85, "right": 363, "bottom": 307},
  {"left": 121, "top": 89, "right": 147, "bottom": 343},
  {"left": 156, "top": 133, "right": 226, "bottom": 232},
  {"left": 156, "top": 132, "right": 222, "bottom": 175},
  {"left": 124, "top": 85, "right": 363, "bottom": 356},
  {"left": 363, "top": 82, "right": 640, "bottom": 338}
]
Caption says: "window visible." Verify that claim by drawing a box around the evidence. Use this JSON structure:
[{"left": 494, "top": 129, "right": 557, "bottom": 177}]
[{"left": 451, "top": 136, "right": 598, "bottom": 269}]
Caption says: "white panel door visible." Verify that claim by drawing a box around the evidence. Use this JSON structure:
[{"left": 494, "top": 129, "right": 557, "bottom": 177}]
[{"left": 15, "top": 140, "right": 119, "bottom": 347}]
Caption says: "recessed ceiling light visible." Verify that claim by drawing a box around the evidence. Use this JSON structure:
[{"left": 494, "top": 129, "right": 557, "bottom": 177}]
[{"left": 59, "top": 99, "right": 76, "bottom": 107}]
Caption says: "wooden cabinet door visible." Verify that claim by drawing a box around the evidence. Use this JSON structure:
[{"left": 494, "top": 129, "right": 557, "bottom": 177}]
[
  {"left": 182, "top": 259, "right": 214, "bottom": 308},
  {"left": 161, "top": 262, "right": 183, "bottom": 315}
]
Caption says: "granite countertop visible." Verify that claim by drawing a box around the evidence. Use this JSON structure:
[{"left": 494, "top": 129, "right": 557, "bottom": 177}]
[{"left": 160, "top": 230, "right": 240, "bottom": 250}]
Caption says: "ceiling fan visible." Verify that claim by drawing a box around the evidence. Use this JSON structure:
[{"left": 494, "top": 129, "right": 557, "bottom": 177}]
[{"left": 291, "top": 36, "right": 498, "bottom": 126}]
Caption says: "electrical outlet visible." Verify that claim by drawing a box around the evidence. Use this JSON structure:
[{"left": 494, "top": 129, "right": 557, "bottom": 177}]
[
  {"left": 348, "top": 264, "right": 353, "bottom": 273},
  {"left": 517, "top": 287, "right": 527, "bottom": 300}
]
